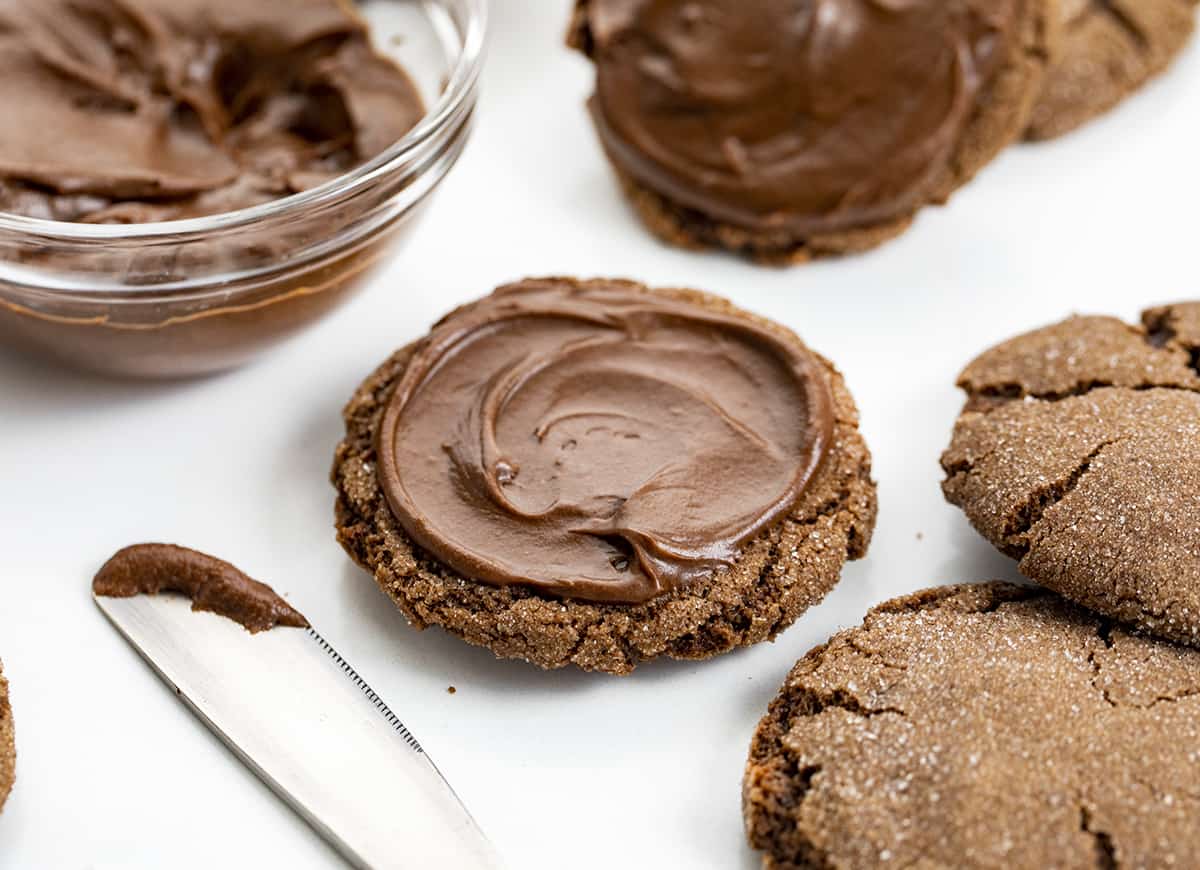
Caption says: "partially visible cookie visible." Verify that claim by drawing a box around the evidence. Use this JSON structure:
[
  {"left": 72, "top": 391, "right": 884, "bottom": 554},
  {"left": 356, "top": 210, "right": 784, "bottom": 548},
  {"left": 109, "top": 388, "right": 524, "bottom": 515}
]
[
  {"left": 0, "top": 659, "right": 14, "bottom": 813},
  {"left": 568, "top": 0, "right": 1055, "bottom": 263},
  {"left": 1026, "top": 0, "right": 1198, "bottom": 140},
  {"left": 942, "top": 303, "right": 1200, "bottom": 646},
  {"left": 745, "top": 583, "right": 1200, "bottom": 869},
  {"left": 333, "top": 277, "right": 876, "bottom": 674}
]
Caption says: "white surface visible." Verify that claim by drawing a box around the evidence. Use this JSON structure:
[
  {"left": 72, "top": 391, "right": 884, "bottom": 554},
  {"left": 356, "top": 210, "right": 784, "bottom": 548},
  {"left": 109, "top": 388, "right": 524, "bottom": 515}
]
[{"left": 1, "top": 3, "right": 1198, "bottom": 868}]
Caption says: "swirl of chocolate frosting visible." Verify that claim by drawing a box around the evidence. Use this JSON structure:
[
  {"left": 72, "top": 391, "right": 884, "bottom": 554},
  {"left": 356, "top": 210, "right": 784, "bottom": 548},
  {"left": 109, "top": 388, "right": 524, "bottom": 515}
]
[
  {"left": 580, "top": 0, "right": 1023, "bottom": 235},
  {"left": 376, "top": 279, "right": 834, "bottom": 604}
]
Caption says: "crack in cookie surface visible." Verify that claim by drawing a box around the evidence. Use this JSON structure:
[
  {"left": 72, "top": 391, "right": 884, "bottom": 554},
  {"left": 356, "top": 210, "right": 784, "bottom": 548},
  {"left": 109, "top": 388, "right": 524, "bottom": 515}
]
[{"left": 1093, "top": 0, "right": 1151, "bottom": 50}]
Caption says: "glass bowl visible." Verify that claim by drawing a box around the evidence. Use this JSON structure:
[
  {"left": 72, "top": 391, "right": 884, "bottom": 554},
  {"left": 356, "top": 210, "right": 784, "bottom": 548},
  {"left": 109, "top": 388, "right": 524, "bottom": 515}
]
[{"left": 0, "top": 0, "right": 486, "bottom": 379}]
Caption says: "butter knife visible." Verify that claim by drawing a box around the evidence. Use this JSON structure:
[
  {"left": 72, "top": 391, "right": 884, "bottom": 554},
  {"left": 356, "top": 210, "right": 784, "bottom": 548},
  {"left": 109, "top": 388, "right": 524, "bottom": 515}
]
[{"left": 95, "top": 591, "right": 502, "bottom": 870}]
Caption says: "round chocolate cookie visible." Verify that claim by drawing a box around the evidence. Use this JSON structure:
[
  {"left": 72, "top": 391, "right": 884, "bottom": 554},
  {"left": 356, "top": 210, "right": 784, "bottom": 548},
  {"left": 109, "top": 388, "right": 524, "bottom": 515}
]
[
  {"left": 1026, "top": 0, "right": 1199, "bottom": 141},
  {"left": 0, "top": 659, "right": 13, "bottom": 813},
  {"left": 745, "top": 583, "right": 1200, "bottom": 869},
  {"left": 942, "top": 303, "right": 1200, "bottom": 647},
  {"left": 567, "top": 0, "right": 1055, "bottom": 263},
  {"left": 332, "top": 277, "right": 876, "bottom": 674}
]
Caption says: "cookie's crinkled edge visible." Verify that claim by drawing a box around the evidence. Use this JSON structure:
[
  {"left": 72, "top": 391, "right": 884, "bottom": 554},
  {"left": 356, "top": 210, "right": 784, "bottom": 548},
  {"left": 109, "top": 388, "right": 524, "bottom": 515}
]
[{"left": 0, "top": 660, "right": 14, "bottom": 813}]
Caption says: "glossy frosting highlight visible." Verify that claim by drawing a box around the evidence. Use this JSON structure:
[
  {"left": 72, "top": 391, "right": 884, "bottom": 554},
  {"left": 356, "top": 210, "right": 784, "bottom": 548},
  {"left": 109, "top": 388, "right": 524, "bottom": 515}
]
[
  {"left": 581, "top": 0, "right": 1021, "bottom": 234},
  {"left": 0, "top": 0, "right": 423, "bottom": 222},
  {"left": 377, "top": 279, "right": 834, "bottom": 604}
]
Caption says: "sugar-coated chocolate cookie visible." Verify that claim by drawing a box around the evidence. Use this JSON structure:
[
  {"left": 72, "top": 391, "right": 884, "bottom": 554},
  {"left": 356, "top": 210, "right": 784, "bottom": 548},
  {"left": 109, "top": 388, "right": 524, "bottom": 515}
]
[
  {"left": 1026, "top": 0, "right": 1199, "bottom": 140},
  {"left": 0, "top": 660, "right": 13, "bottom": 813},
  {"left": 942, "top": 303, "right": 1200, "bottom": 646},
  {"left": 568, "top": 0, "right": 1055, "bottom": 263},
  {"left": 332, "top": 278, "right": 876, "bottom": 674},
  {"left": 745, "top": 583, "right": 1200, "bottom": 869}
]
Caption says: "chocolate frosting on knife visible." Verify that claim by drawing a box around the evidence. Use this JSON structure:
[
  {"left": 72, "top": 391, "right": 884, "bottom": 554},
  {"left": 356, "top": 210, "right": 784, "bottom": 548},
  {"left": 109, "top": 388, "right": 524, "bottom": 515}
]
[
  {"left": 94, "top": 543, "right": 308, "bottom": 633},
  {"left": 580, "top": 0, "right": 1023, "bottom": 234},
  {"left": 0, "top": 0, "right": 423, "bottom": 222},
  {"left": 376, "top": 279, "right": 834, "bottom": 604}
]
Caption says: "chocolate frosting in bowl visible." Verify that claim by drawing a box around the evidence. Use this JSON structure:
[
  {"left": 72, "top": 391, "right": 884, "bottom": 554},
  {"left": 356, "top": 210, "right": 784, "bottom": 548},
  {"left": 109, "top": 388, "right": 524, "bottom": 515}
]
[
  {"left": 581, "top": 0, "right": 1023, "bottom": 235},
  {"left": 0, "top": 0, "right": 459, "bottom": 378},
  {"left": 0, "top": 0, "right": 424, "bottom": 222},
  {"left": 376, "top": 279, "right": 834, "bottom": 604}
]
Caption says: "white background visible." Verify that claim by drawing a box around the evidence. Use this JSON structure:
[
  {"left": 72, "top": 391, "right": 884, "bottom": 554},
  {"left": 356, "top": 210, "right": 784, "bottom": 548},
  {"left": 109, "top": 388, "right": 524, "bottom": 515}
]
[{"left": 1, "top": 2, "right": 1198, "bottom": 867}]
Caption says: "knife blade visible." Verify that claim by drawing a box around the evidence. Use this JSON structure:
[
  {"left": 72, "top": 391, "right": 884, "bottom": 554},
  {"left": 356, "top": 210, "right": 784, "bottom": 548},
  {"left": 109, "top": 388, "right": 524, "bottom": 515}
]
[{"left": 94, "top": 591, "right": 502, "bottom": 870}]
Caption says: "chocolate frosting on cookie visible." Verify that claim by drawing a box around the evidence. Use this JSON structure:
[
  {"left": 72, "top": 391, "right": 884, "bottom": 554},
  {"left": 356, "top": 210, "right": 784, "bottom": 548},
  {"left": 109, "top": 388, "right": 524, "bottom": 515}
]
[
  {"left": 376, "top": 279, "right": 834, "bottom": 604},
  {"left": 580, "top": 0, "right": 1023, "bottom": 234},
  {"left": 94, "top": 544, "right": 308, "bottom": 633},
  {"left": 0, "top": 0, "right": 423, "bottom": 222}
]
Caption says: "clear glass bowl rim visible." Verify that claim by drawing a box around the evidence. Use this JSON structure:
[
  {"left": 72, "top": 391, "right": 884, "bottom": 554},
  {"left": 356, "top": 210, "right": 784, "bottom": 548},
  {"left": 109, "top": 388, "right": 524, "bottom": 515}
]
[{"left": 0, "top": 0, "right": 488, "bottom": 245}]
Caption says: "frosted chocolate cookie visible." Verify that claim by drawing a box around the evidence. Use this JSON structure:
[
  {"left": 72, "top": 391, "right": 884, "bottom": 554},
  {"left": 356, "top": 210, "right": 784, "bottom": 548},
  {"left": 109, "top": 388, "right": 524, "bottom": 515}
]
[
  {"left": 0, "top": 659, "right": 13, "bottom": 813},
  {"left": 745, "top": 583, "right": 1200, "bottom": 869},
  {"left": 1026, "top": 0, "right": 1199, "bottom": 140},
  {"left": 332, "top": 277, "right": 877, "bottom": 674},
  {"left": 567, "top": 0, "right": 1055, "bottom": 263},
  {"left": 942, "top": 303, "right": 1200, "bottom": 646}
]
